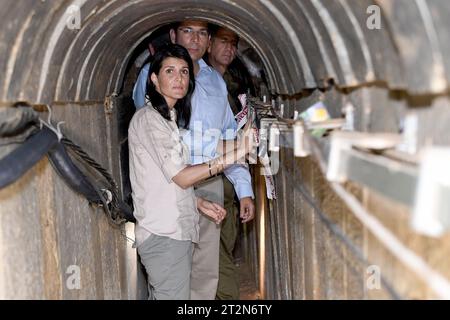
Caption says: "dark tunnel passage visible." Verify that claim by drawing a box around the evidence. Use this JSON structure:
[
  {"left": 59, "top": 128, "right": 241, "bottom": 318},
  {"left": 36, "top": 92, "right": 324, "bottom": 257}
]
[{"left": 2, "top": 0, "right": 450, "bottom": 300}]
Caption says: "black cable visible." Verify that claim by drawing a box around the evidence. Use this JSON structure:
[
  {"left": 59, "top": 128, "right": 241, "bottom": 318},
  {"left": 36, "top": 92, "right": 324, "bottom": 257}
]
[
  {"left": 47, "top": 142, "right": 103, "bottom": 204},
  {"left": 0, "top": 104, "right": 39, "bottom": 137},
  {"left": 0, "top": 127, "right": 58, "bottom": 189},
  {"left": 0, "top": 127, "right": 39, "bottom": 146},
  {"left": 61, "top": 137, "right": 118, "bottom": 192},
  {"left": 0, "top": 102, "right": 135, "bottom": 227}
]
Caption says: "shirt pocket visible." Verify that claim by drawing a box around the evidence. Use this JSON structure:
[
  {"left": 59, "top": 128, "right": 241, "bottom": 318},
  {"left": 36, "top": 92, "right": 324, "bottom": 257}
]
[{"left": 175, "top": 187, "right": 198, "bottom": 228}]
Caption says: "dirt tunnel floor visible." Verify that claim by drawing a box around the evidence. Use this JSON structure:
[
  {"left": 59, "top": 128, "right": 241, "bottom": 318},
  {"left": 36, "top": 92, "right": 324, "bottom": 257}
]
[{"left": 236, "top": 259, "right": 260, "bottom": 300}]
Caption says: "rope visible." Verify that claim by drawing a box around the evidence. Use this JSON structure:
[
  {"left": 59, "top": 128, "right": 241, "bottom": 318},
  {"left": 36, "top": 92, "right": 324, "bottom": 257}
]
[{"left": 61, "top": 137, "right": 118, "bottom": 192}]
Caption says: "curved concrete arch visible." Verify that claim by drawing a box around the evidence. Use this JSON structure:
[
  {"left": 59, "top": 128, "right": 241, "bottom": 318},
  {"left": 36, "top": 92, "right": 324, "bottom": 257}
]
[{"left": 1, "top": 0, "right": 449, "bottom": 104}]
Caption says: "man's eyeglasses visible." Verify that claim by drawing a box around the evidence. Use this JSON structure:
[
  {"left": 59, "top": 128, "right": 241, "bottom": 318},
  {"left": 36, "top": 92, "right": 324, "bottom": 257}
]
[{"left": 178, "top": 27, "right": 209, "bottom": 39}]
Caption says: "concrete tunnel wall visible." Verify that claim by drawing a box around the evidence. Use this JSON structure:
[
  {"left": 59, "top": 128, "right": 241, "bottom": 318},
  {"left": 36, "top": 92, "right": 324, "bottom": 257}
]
[{"left": 2, "top": 0, "right": 450, "bottom": 299}]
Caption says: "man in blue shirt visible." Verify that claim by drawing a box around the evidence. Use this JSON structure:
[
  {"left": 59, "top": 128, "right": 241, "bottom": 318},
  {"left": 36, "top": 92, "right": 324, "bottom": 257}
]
[
  {"left": 132, "top": 64, "right": 150, "bottom": 109},
  {"left": 132, "top": 20, "right": 255, "bottom": 299},
  {"left": 205, "top": 26, "right": 255, "bottom": 300}
]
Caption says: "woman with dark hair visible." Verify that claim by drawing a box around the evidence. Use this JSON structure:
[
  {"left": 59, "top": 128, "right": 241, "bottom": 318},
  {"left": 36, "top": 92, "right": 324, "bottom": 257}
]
[{"left": 128, "top": 44, "right": 253, "bottom": 300}]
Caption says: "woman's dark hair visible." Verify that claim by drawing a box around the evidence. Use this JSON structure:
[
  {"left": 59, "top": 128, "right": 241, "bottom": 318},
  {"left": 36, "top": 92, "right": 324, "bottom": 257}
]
[{"left": 145, "top": 44, "right": 195, "bottom": 129}]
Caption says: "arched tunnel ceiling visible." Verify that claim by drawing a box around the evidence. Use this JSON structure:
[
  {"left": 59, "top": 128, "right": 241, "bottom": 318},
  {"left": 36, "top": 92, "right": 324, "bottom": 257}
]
[{"left": 1, "top": 0, "right": 450, "bottom": 105}]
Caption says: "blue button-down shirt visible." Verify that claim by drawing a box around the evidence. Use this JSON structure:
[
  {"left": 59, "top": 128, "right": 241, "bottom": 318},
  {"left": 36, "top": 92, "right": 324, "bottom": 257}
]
[
  {"left": 132, "top": 63, "right": 150, "bottom": 109},
  {"left": 132, "top": 59, "right": 254, "bottom": 199}
]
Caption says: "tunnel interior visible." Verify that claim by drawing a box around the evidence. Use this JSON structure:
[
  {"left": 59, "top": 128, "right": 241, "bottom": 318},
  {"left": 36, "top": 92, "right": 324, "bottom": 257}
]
[
  {"left": 21, "top": 0, "right": 447, "bottom": 210},
  {"left": 0, "top": 1, "right": 409, "bottom": 101}
]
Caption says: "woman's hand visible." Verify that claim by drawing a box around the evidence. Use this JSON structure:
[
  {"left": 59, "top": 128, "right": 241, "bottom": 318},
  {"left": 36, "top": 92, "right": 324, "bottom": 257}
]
[{"left": 197, "top": 198, "right": 227, "bottom": 224}]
